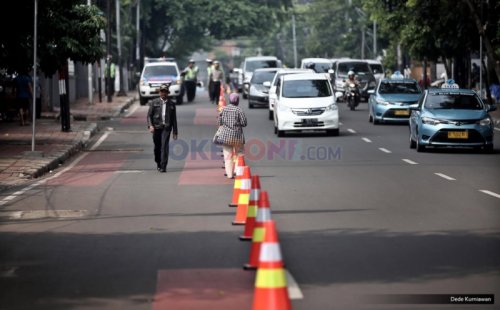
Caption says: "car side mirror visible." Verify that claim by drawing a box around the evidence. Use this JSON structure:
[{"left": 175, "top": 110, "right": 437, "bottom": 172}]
[
  {"left": 487, "top": 104, "right": 497, "bottom": 112},
  {"left": 409, "top": 103, "right": 420, "bottom": 111},
  {"left": 328, "top": 69, "right": 334, "bottom": 74},
  {"left": 263, "top": 81, "right": 271, "bottom": 88}
]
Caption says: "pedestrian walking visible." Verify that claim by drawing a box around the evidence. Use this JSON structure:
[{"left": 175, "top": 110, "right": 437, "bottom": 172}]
[
  {"left": 209, "top": 60, "right": 225, "bottom": 104},
  {"left": 217, "top": 93, "right": 247, "bottom": 179},
  {"left": 181, "top": 59, "right": 199, "bottom": 102},
  {"left": 206, "top": 59, "right": 214, "bottom": 102},
  {"left": 147, "top": 83, "right": 178, "bottom": 173},
  {"left": 105, "top": 54, "right": 116, "bottom": 97},
  {"left": 13, "top": 69, "right": 33, "bottom": 126}
]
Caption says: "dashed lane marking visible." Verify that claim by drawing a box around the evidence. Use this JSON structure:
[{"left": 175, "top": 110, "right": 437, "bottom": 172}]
[
  {"left": 362, "top": 137, "right": 372, "bottom": 143},
  {"left": 434, "top": 173, "right": 456, "bottom": 181},
  {"left": 347, "top": 128, "right": 357, "bottom": 134},
  {"left": 379, "top": 148, "right": 392, "bottom": 153},
  {"left": 286, "top": 269, "right": 304, "bottom": 300},
  {"left": 479, "top": 190, "right": 500, "bottom": 199},
  {"left": 402, "top": 159, "right": 418, "bottom": 165}
]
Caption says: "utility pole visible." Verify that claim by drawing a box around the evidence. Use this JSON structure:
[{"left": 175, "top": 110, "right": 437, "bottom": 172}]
[
  {"left": 87, "top": 0, "right": 93, "bottom": 104},
  {"left": 292, "top": 14, "right": 297, "bottom": 68},
  {"left": 106, "top": 0, "right": 112, "bottom": 102},
  {"left": 32, "top": 0, "right": 38, "bottom": 151},
  {"left": 116, "top": 0, "right": 126, "bottom": 96}
]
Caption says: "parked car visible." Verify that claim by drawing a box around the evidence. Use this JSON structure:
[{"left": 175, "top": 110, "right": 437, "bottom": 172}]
[
  {"left": 274, "top": 72, "right": 339, "bottom": 137},
  {"left": 366, "top": 59, "right": 385, "bottom": 84},
  {"left": 332, "top": 59, "right": 377, "bottom": 101},
  {"left": 242, "top": 56, "right": 282, "bottom": 99},
  {"left": 266, "top": 68, "right": 314, "bottom": 120},
  {"left": 368, "top": 72, "right": 422, "bottom": 124},
  {"left": 409, "top": 81, "right": 496, "bottom": 152},
  {"left": 248, "top": 68, "right": 279, "bottom": 108},
  {"left": 138, "top": 60, "right": 183, "bottom": 105}
]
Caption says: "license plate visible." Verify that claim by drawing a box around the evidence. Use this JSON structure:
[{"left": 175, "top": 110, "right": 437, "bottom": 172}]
[
  {"left": 302, "top": 118, "right": 318, "bottom": 125},
  {"left": 448, "top": 131, "right": 468, "bottom": 139},
  {"left": 394, "top": 110, "right": 410, "bottom": 116}
]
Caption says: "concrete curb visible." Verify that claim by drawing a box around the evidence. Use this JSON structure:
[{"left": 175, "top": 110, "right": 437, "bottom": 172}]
[{"left": 23, "top": 122, "right": 100, "bottom": 179}]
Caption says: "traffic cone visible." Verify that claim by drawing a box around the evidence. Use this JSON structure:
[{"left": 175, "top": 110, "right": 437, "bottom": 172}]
[
  {"left": 232, "top": 166, "right": 251, "bottom": 225},
  {"left": 240, "top": 175, "right": 261, "bottom": 241},
  {"left": 244, "top": 190, "right": 272, "bottom": 270},
  {"left": 229, "top": 155, "right": 246, "bottom": 208},
  {"left": 252, "top": 220, "right": 291, "bottom": 310},
  {"left": 217, "top": 84, "right": 227, "bottom": 113}
]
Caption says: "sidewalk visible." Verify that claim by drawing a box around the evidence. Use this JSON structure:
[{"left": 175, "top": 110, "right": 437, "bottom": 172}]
[{"left": 0, "top": 92, "right": 137, "bottom": 192}]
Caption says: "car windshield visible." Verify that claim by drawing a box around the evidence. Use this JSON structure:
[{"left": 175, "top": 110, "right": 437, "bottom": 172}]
[
  {"left": 143, "top": 65, "right": 177, "bottom": 76},
  {"left": 246, "top": 60, "right": 278, "bottom": 72},
  {"left": 379, "top": 81, "right": 420, "bottom": 94},
  {"left": 251, "top": 71, "right": 277, "bottom": 84},
  {"left": 338, "top": 62, "right": 370, "bottom": 76},
  {"left": 283, "top": 79, "right": 331, "bottom": 98},
  {"left": 370, "top": 64, "right": 384, "bottom": 74},
  {"left": 424, "top": 93, "right": 483, "bottom": 110},
  {"left": 309, "top": 63, "right": 332, "bottom": 73}
]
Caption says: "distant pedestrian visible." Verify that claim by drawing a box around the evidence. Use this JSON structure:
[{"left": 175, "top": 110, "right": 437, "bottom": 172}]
[
  {"left": 206, "top": 59, "right": 214, "bottom": 102},
  {"left": 209, "top": 60, "right": 225, "bottom": 104},
  {"left": 13, "top": 69, "right": 33, "bottom": 126},
  {"left": 404, "top": 66, "right": 411, "bottom": 79},
  {"left": 105, "top": 55, "right": 116, "bottom": 97},
  {"left": 147, "top": 83, "right": 178, "bottom": 173},
  {"left": 181, "top": 59, "right": 199, "bottom": 102},
  {"left": 218, "top": 93, "right": 247, "bottom": 179}
]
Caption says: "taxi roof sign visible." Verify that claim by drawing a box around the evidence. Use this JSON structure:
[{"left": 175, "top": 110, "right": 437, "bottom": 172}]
[{"left": 441, "top": 79, "right": 459, "bottom": 89}]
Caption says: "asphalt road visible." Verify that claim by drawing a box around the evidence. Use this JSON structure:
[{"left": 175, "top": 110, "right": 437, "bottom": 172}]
[{"left": 1, "top": 89, "right": 499, "bottom": 310}]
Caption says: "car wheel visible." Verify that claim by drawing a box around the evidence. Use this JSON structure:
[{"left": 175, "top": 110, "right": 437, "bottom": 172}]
[
  {"left": 139, "top": 97, "right": 148, "bottom": 106},
  {"left": 483, "top": 144, "right": 494, "bottom": 154},
  {"left": 176, "top": 95, "right": 183, "bottom": 105},
  {"left": 373, "top": 117, "right": 379, "bottom": 125},
  {"left": 326, "top": 129, "right": 339, "bottom": 136},
  {"left": 416, "top": 137, "right": 425, "bottom": 152},
  {"left": 369, "top": 113, "right": 373, "bottom": 123},
  {"left": 277, "top": 129, "right": 285, "bottom": 137},
  {"left": 268, "top": 110, "right": 274, "bottom": 120},
  {"left": 409, "top": 132, "right": 416, "bottom": 149},
  {"left": 249, "top": 103, "right": 254, "bottom": 109},
  {"left": 274, "top": 126, "right": 277, "bottom": 135},
  {"left": 243, "top": 93, "right": 248, "bottom": 99}
]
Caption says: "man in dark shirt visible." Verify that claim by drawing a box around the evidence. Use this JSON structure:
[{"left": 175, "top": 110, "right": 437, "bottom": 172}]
[{"left": 147, "top": 84, "right": 178, "bottom": 173}]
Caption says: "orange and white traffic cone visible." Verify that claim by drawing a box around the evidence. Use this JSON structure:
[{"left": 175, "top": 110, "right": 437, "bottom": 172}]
[
  {"left": 240, "top": 175, "right": 261, "bottom": 241},
  {"left": 229, "top": 155, "right": 246, "bottom": 208},
  {"left": 232, "top": 166, "right": 251, "bottom": 226},
  {"left": 244, "top": 190, "right": 272, "bottom": 270},
  {"left": 217, "top": 84, "right": 227, "bottom": 113},
  {"left": 252, "top": 220, "right": 291, "bottom": 310}
]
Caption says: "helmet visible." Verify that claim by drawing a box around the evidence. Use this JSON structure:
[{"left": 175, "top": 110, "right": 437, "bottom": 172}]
[{"left": 348, "top": 70, "right": 355, "bottom": 77}]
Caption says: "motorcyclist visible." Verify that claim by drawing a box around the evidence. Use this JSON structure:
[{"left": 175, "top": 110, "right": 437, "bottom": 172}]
[{"left": 344, "top": 70, "right": 359, "bottom": 89}]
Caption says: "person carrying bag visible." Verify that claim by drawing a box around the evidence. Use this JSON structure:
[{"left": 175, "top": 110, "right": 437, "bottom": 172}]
[{"left": 215, "top": 93, "right": 247, "bottom": 179}]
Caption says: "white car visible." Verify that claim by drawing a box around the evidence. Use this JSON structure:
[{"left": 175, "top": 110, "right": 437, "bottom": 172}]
[
  {"left": 138, "top": 60, "right": 183, "bottom": 105},
  {"left": 273, "top": 73, "right": 339, "bottom": 137},
  {"left": 265, "top": 68, "right": 314, "bottom": 120}
]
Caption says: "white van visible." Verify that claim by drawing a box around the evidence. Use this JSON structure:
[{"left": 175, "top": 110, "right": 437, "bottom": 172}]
[
  {"left": 300, "top": 58, "right": 333, "bottom": 73},
  {"left": 273, "top": 72, "right": 339, "bottom": 136},
  {"left": 366, "top": 59, "right": 385, "bottom": 83},
  {"left": 242, "top": 56, "right": 282, "bottom": 98}
]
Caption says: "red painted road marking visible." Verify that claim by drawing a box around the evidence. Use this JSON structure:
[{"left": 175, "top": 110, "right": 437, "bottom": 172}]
[
  {"left": 153, "top": 268, "right": 254, "bottom": 310},
  {"left": 193, "top": 108, "right": 219, "bottom": 125},
  {"left": 46, "top": 152, "right": 127, "bottom": 186},
  {"left": 178, "top": 152, "right": 232, "bottom": 185}
]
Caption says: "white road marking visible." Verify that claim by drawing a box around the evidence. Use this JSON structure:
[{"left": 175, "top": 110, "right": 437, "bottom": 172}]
[
  {"left": 379, "top": 148, "right": 392, "bottom": 153},
  {"left": 494, "top": 128, "right": 500, "bottom": 132},
  {"left": 0, "top": 132, "right": 110, "bottom": 207},
  {"left": 124, "top": 103, "right": 140, "bottom": 117},
  {"left": 286, "top": 269, "right": 304, "bottom": 300},
  {"left": 402, "top": 159, "right": 418, "bottom": 165},
  {"left": 347, "top": 128, "right": 357, "bottom": 134},
  {"left": 362, "top": 137, "right": 372, "bottom": 143},
  {"left": 434, "top": 173, "right": 456, "bottom": 181},
  {"left": 114, "top": 170, "right": 143, "bottom": 174},
  {"left": 479, "top": 190, "right": 500, "bottom": 199}
]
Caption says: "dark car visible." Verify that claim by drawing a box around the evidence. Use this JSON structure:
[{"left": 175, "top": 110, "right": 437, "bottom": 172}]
[{"left": 248, "top": 68, "right": 279, "bottom": 108}]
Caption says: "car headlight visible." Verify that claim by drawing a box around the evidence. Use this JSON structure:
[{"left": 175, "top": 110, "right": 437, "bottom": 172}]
[
  {"left": 325, "top": 103, "right": 338, "bottom": 111},
  {"left": 478, "top": 117, "right": 492, "bottom": 126},
  {"left": 422, "top": 117, "right": 446, "bottom": 125},
  {"left": 278, "top": 103, "right": 291, "bottom": 112},
  {"left": 140, "top": 79, "right": 147, "bottom": 86},
  {"left": 375, "top": 98, "right": 389, "bottom": 106}
]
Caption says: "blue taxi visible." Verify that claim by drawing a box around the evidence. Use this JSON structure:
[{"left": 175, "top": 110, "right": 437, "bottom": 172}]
[
  {"left": 368, "top": 72, "right": 422, "bottom": 124},
  {"left": 409, "top": 80, "right": 496, "bottom": 152}
]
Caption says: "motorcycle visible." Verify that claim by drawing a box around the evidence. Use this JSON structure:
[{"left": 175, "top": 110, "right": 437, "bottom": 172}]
[{"left": 344, "top": 82, "right": 360, "bottom": 111}]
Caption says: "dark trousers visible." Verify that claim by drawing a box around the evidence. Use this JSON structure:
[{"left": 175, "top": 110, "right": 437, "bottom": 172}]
[
  {"left": 208, "top": 80, "right": 214, "bottom": 101},
  {"left": 185, "top": 80, "right": 197, "bottom": 102},
  {"left": 153, "top": 126, "right": 172, "bottom": 169},
  {"left": 212, "top": 81, "right": 221, "bottom": 104}
]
